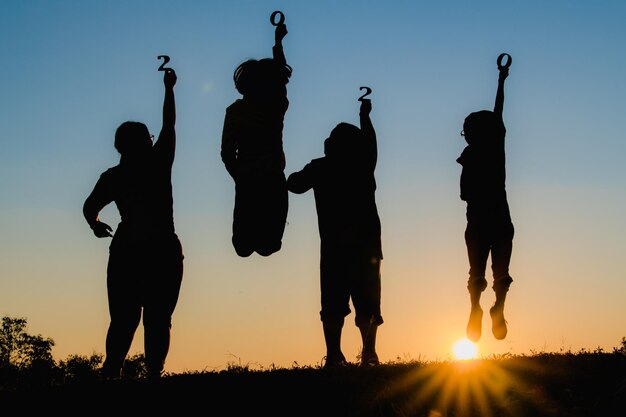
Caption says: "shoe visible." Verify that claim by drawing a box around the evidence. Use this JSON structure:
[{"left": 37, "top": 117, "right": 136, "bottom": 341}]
[
  {"left": 360, "top": 351, "right": 379, "bottom": 367},
  {"left": 323, "top": 352, "right": 348, "bottom": 369},
  {"left": 466, "top": 306, "right": 483, "bottom": 342},
  {"left": 99, "top": 366, "right": 122, "bottom": 381},
  {"left": 490, "top": 304, "right": 508, "bottom": 340},
  {"left": 147, "top": 369, "right": 164, "bottom": 380}
]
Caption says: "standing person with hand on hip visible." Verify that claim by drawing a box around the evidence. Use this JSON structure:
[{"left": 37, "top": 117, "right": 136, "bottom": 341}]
[{"left": 83, "top": 61, "right": 183, "bottom": 379}]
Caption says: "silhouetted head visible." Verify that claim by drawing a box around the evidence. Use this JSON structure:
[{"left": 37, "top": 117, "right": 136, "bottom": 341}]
[
  {"left": 114, "top": 121, "right": 152, "bottom": 157},
  {"left": 462, "top": 110, "right": 499, "bottom": 146},
  {"left": 233, "top": 58, "right": 292, "bottom": 99},
  {"left": 324, "top": 123, "right": 362, "bottom": 159}
]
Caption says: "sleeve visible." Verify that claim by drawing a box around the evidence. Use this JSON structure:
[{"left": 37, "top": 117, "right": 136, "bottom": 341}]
[
  {"left": 221, "top": 106, "right": 239, "bottom": 179},
  {"left": 287, "top": 161, "right": 316, "bottom": 194},
  {"left": 83, "top": 171, "right": 115, "bottom": 228},
  {"left": 272, "top": 44, "right": 292, "bottom": 85}
]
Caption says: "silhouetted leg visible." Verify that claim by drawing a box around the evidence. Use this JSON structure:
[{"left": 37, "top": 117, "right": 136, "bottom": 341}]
[
  {"left": 232, "top": 181, "right": 255, "bottom": 257},
  {"left": 358, "top": 323, "right": 379, "bottom": 366},
  {"left": 352, "top": 256, "right": 383, "bottom": 366},
  {"left": 255, "top": 173, "right": 288, "bottom": 257},
  {"left": 489, "top": 222, "right": 514, "bottom": 340},
  {"left": 103, "top": 249, "right": 142, "bottom": 379},
  {"left": 143, "top": 237, "right": 183, "bottom": 378},
  {"left": 322, "top": 319, "right": 346, "bottom": 368},
  {"left": 320, "top": 257, "right": 351, "bottom": 368},
  {"left": 465, "top": 224, "right": 489, "bottom": 342}
]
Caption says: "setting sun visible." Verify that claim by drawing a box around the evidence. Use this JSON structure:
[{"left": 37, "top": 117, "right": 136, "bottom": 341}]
[{"left": 452, "top": 338, "right": 478, "bottom": 360}]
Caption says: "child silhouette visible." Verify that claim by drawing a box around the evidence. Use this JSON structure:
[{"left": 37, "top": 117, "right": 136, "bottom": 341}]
[
  {"left": 221, "top": 12, "right": 292, "bottom": 257},
  {"left": 287, "top": 95, "right": 383, "bottom": 368},
  {"left": 83, "top": 67, "right": 183, "bottom": 379},
  {"left": 458, "top": 54, "right": 514, "bottom": 342}
]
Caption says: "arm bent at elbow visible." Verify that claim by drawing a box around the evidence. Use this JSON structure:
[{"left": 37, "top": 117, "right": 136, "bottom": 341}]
[
  {"left": 83, "top": 195, "right": 113, "bottom": 238},
  {"left": 286, "top": 170, "right": 312, "bottom": 194}
]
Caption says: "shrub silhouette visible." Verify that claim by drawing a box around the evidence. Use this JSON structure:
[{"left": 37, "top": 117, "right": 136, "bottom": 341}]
[
  {"left": 1, "top": 314, "right": 626, "bottom": 417},
  {"left": 0, "top": 316, "right": 56, "bottom": 390},
  {"left": 0, "top": 316, "right": 149, "bottom": 390},
  {"left": 0, "top": 316, "right": 54, "bottom": 369}
]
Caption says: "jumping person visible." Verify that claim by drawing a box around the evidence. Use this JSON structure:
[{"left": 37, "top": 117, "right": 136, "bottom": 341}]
[
  {"left": 221, "top": 11, "right": 292, "bottom": 257},
  {"left": 458, "top": 54, "right": 514, "bottom": 342}
]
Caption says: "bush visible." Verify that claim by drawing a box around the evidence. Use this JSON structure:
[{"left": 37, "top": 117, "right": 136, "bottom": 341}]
[{"left": 59, "top": 353, "right": 103, "bottom": 384}]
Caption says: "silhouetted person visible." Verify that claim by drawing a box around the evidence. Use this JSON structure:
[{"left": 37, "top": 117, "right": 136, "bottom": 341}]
[
  {"left": 287, "top": 97, "right": 383, "bottom": 368},
  {"left": 458, "top": 54, "right": 514, "bottom": 342},
  {"left": 83, "top": 67, "right": 183, "bottom": 379},
  {"left": 221, "top": 13, "right": 292, "bottom": 257}
]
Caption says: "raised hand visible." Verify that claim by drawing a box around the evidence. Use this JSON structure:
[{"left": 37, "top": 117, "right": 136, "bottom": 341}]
[
  {"left": 164, "top": 68, "right": 177, "bottom": 89},
  {"left": 499, "top": 66, "right": 509, "bottom": 81},
  {"left": 360, "top": 98, "right": 372, "bottom": 116},
  {"left": 271, "top": 10, "right": 287, "bottom": 43},
  {"left": 497, "top": 53, "right": 511, "bottom": 81},
  {"left": 275, "top": 22, "right": 288, "bottom": 44}
]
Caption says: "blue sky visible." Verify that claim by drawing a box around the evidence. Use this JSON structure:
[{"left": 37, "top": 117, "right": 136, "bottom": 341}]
[{"left": 1, "top": 1, "right": 625, "bottom": 373}]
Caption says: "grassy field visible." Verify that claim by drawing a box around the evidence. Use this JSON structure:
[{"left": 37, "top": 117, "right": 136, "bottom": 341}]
[{"left": 2, "top": 352, "right": 625, "bottom": 416}]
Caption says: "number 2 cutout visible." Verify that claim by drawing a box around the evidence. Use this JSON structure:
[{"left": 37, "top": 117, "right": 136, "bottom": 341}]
[
  {"left": 358, "top": 86, "right": 372, "bottom": 101},
  {"left": 158, "top": 55, "right": 170, "bottom": 71}
]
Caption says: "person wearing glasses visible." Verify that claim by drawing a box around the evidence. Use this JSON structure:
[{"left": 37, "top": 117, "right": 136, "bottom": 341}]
[
  {"left": 83, "top": 66, "right": 183, "bottom": 379},
  {"left": 457, "top": 55, "right": 514, "bottom": 342}
]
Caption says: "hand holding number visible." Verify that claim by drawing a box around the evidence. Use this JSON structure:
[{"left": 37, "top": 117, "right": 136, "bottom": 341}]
[
  {"left": 164, "top": 68, "right": 177, "bottom": 88},
  {"left": 271, "top": 11, "right": 287, "bottom": 42},
  {"left": 359, "top": 87, "right": 372, "bottom": 115},
  {"left": 157, "top": 55, "right": 176, "bottom": 87},
  {"left": 497, "top": 53, "right": 511, "bottom": 80}
]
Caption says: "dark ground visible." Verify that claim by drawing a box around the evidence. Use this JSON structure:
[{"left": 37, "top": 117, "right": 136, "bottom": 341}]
[{"left": 3, "top": 353, "right": 625, "bottom": 417}]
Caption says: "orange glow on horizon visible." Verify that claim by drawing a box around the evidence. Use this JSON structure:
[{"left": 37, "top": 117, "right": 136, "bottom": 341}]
[
  {"left": 452, "top": 338, "right": 479, "bottom": 360},
  {"left": 386, "top": 356, "right": 546, "bottom": 416}
]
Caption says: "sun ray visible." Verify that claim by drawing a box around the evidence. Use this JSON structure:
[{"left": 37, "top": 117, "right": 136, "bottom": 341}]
[{"left": 385, "top": 354, "right": 562, "bottom": 417}]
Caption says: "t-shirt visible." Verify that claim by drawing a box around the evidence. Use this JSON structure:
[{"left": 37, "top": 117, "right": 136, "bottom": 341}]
[
  {"left": 457, "top": 121, "right": 507, "bottom": 204},
  {"left": 221, "top": 97, "right": 288, "bottom": 179},
  {"left": 90, "top": 152, "right": 175, "bottom": 245}
]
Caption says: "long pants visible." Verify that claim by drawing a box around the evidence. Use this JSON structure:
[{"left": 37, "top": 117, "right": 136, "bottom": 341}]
[
  {"left": 232, "top": 172, "right": 288, "bottom": 257},
  {"left": 103, "top": 235, "right": 183, "bottom": 377}
]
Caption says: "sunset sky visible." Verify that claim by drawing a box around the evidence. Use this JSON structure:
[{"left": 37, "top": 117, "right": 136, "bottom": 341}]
[{"left": 1, "top": 0, "right": 625, "bottom": 374}]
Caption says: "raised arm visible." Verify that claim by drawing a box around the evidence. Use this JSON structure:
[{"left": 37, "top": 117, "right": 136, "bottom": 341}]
[
  {"left": 153, "top": 68, "right": 177, "bottom": 164},
  {"left": 272, "top": 22, "right": 288, "bottom": 68},
  {"left": 287, "top": 163, "right": 314, "bottom": 195},
  {"left": 359, "top": 99, "right": 377, "bottom": 168},
  {"left": 494, "top": 65, "right": 508, "bottom": 122}
]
